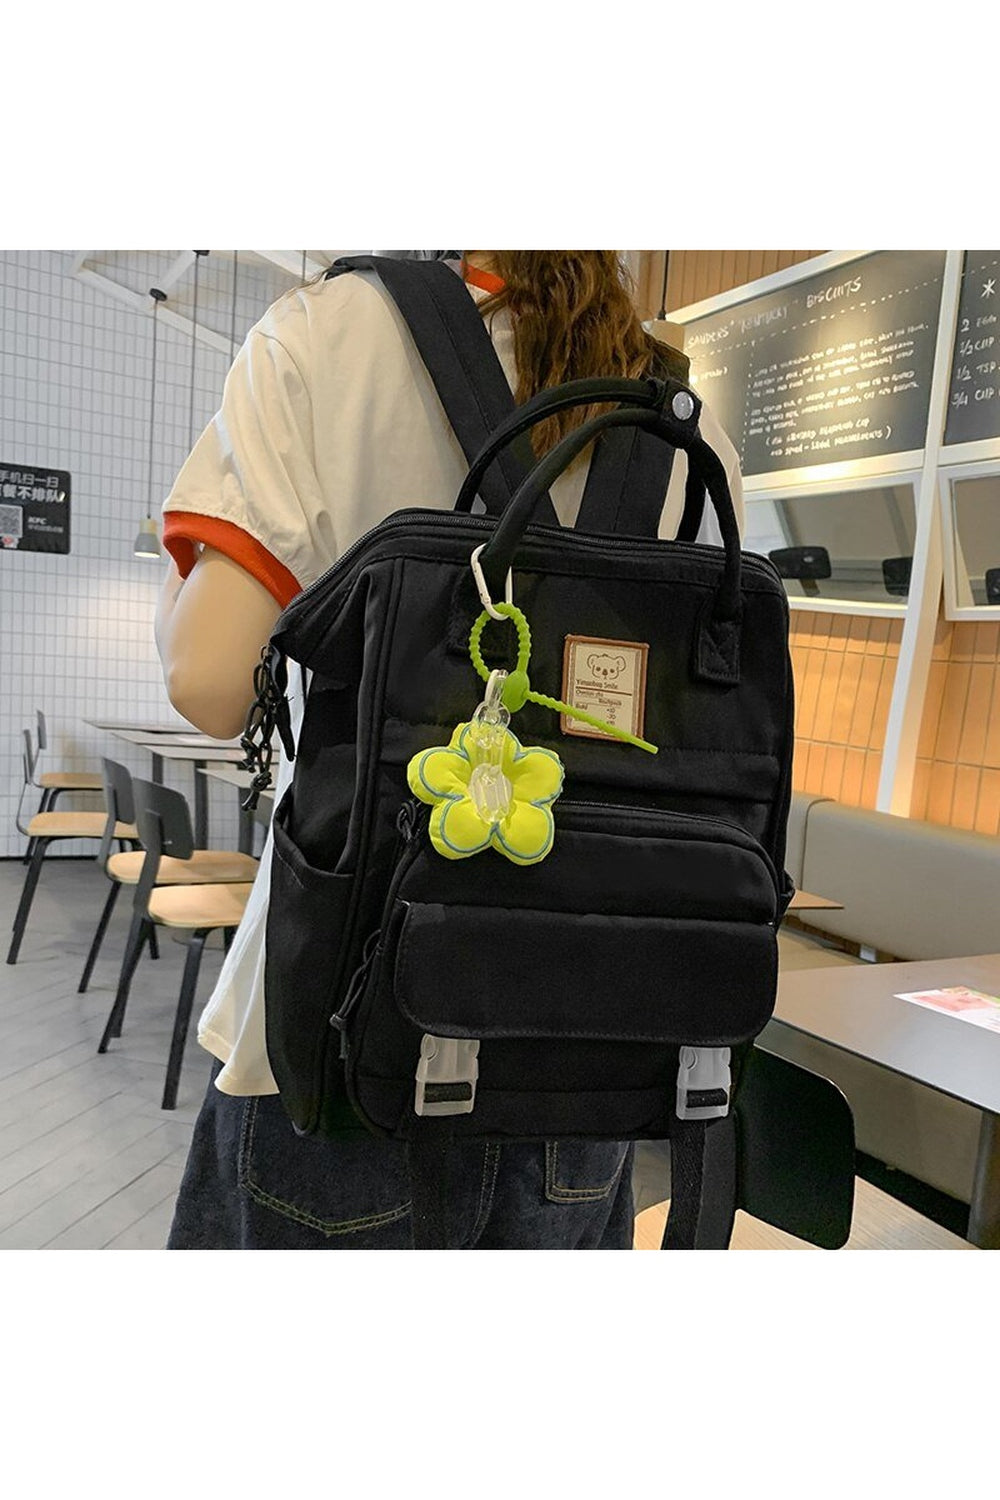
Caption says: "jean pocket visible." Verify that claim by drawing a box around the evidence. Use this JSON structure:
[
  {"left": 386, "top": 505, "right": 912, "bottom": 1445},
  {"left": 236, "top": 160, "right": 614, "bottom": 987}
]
[
  {"left": 237, "top": 1096, "right": 412, "bottom": 1242},
  {"left": 544, "top": 1140, "right": 630, "bottom": 1204}
]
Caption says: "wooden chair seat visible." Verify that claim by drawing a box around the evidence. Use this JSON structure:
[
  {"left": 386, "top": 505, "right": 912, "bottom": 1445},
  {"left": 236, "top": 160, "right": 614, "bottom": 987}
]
[
  {"left": 96, "top": 775, "right": 253, "bottom": 1111},
  {"left": 38, "top": 770, "right": 104, "bottom": 790},
  {"left": 147, "top": 882, "right": 253, "bottom": 930},
  {"left": 27, "top": 811, "right": 138, "bottom": 841},
  {"left": 106, "top": 848, "right": 258, "bottom": 886}
]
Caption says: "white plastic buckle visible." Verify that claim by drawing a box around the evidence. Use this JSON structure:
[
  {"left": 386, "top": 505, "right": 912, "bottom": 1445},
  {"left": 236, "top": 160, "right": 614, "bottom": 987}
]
[
  {"left": 414, "top": 1034, "right": 480, "bottom": 1117},
  {"left": 470, "top": 544, "right": 513, "bottom": 622},
  {"left": 676, "top": 1046, "right": 731, "bottom": 1121}
]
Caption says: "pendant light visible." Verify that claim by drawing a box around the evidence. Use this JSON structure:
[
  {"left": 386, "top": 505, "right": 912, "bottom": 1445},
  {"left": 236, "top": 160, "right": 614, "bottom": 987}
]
[
  {"left": 656, "top": 251, "right": 670, "bottom": 320},
  {"left": 188, "top": 250, "right": 208, "bottom": 449},
  {"left": 134, "top": 287, "right": 167, "bottom": 559},
  {"left": 649, "top": 250, "right": 685, "bottom": 352}
]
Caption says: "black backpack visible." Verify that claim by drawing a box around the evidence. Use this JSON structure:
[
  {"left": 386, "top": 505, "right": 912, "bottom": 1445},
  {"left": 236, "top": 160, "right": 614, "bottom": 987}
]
[{"left": 242, "top": 255, "right": 806, "bottom": 1249}]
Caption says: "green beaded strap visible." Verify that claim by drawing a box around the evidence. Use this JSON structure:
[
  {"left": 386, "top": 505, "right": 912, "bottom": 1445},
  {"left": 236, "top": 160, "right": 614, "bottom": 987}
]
[{"left": 469, "top": 603, "right": 658, "bottom": 755}]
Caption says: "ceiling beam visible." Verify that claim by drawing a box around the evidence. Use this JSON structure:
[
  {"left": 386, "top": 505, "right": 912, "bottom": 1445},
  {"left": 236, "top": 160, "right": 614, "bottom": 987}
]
[
  {"left": 73, "top": 266, "right": 235, "bottom": 355},
  {"left": 253, "top": 249, "right": 330, "bottom": 280}
]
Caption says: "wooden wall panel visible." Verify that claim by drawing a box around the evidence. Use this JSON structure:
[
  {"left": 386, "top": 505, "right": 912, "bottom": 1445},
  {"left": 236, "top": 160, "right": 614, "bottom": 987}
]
[
  {"left": 790, "top": 609, "right": 1000, "bottom": 831},
  {"left": 789, "top": 611, "right": 903, "bottom": 809},
  {"left": 635, "top": 250, "right": 826, "bottom": 321},
  {"left": 912, "top": 618, "right": 1000, "bottom": 835}
]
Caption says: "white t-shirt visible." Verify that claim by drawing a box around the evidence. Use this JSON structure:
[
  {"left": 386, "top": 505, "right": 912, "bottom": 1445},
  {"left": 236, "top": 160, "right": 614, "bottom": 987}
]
[{"left": 163, "top": 266, "right": 745, "bottom": 1096}]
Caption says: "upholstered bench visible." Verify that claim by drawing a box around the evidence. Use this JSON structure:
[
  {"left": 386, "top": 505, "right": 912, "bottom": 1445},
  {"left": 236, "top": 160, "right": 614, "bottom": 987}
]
[{"left": 770, "top": 795, "right": 1000, "bottom": 1205}]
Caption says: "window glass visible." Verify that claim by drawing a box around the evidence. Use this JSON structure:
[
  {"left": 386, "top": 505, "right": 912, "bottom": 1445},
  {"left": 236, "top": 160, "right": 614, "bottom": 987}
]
[
  {"left": 745, "top": 485, "right": 917, "bottom": 604},
  {"left": 948, "top": 475, "right": 1000, "bottom": 608}
]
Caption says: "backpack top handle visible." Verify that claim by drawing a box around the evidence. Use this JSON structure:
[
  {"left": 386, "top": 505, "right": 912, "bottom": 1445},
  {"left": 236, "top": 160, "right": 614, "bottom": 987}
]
[
  {"left": 474, "top": 395, "right": 745, "bottom": 686},
  {"left": 452, "top": 375, "right": 680, "bottom": 515}
]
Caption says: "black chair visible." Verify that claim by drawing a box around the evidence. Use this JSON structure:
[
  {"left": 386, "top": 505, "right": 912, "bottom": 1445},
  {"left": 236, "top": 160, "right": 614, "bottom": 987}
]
[
  {"left": 29, "top": 709, "right": 104, "bottom": 809},
  {"left": 985, "top": 567, "right": 1000, "bottom": 605},
  {"left": 8, "top": 746, "right": 138, "bottom": 966},
  {"left": 768, "top": 545, "right": 831, "bottom": 597},
  {"left": 19, "top": 715, "right": 103, "bottom": 866},
  {"left": 882, "top": 556, "right": 912, "bottom": 598},
  {"left": 79, "top": 759, "right": 256, "bottom": 994},
  {"left": 96, "top": 779, "right": 253, "bottom": 1110}
]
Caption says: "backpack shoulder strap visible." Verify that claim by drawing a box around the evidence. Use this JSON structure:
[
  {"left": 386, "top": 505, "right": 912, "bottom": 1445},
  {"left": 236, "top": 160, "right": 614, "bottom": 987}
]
[
  {"left": 326, "top": 256, "right": 559, "bottom": 526},
  {"left": 576, "top": 339, "right": 707, "bottom": 542}
]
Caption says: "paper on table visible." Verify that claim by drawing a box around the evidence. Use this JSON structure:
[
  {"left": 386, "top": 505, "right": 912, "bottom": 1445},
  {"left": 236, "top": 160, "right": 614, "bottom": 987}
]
[{"left": 895, "top": 986, "right": 1000, "bottom": 1033}]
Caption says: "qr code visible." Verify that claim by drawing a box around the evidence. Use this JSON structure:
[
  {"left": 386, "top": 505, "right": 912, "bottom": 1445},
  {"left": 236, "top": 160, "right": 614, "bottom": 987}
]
[{"left": 0, "top": 504, "right": 23, "bottom": 539}]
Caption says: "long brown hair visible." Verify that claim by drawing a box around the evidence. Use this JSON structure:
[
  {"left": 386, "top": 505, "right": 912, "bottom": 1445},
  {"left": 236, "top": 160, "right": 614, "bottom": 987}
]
[{"left": 475, "top": 251, "right": 682, "bottom": 456}]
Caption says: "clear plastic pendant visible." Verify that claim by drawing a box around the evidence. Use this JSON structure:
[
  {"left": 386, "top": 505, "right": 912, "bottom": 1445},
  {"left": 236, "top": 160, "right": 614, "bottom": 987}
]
[
  {"left": 466, "top": 670, "right": 514, "bottom": 824},
  {"left": 467, "top": 762, "right": 514, "bottom": 823}
]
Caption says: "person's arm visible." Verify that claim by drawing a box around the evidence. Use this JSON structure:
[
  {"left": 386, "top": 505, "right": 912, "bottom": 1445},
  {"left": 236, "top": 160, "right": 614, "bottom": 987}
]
[
  {"left": 156, "top": 308, "right": 331, "bottom": 738},
  {"left": 155, "top": 547, "right": 281, "bottom": 739}
]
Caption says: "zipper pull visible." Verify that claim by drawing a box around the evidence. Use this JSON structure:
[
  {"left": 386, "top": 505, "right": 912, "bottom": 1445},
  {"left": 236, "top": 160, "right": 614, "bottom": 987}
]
[
  {"left": 396, "top": 798, "right": 421, "bottom": 843},
  {"left": 330, "top": 929, "right": 382, "bottom": 1058}
]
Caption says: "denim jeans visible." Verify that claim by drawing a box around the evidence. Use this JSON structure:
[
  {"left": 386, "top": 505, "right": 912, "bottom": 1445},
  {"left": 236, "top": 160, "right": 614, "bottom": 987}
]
[{"left": 168, "top": 1062, "right": 635, "bottom": 1249}]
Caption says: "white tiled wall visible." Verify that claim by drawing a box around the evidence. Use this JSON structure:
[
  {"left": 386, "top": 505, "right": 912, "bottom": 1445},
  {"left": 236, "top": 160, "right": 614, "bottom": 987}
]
[{"left": 0, "top": 250, "right": 297, "bottom": 857}]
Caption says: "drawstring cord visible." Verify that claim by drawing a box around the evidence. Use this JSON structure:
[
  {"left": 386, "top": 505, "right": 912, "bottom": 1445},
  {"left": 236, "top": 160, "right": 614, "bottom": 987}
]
[{"left": 239, "top": 647, "right": 282, "bottom": 809}]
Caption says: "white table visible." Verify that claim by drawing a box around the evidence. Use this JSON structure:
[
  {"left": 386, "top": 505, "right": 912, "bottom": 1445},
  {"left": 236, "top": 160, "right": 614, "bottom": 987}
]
[
  {"left": 84, "top": 718, "right": 197, "bottom": 735},
  {"left": 133, "top": 742, "right": 248, "bottom": 847},
  {"left": 764, "top": 952, "right": 1000, "bottom": 1248},
  {"left": 199, "top": 765, "right": 275, "bottom": 854},
  {"left": 94, "top": 724, "right": 246, "bottom": 847},
  {"left": 93, "top": 724, "right": 240, "bottom": 778}
]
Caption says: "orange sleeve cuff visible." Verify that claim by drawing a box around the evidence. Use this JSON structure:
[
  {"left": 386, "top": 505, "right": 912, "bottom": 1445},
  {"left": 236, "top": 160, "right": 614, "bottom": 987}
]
[
  {"left": 163, "top": 513, "right": 302, "bottom": 609},
  {"left": 462, "top": 260, "right": 506, "bottom": 295}
]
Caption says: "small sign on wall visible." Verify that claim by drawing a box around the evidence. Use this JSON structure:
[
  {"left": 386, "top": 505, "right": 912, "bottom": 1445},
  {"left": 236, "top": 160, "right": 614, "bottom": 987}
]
[{"left": 0, "top": 464, "right": 71, "bottom": 553}]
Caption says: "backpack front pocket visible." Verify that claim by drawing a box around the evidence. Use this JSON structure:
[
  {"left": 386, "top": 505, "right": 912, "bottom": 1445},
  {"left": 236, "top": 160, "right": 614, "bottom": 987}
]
[
  {"left": 266, "top": 798, "right": 356, "bottom": 1134},
  {"left": 346, "top": 801, "right": 781, "bottom": 1134}
]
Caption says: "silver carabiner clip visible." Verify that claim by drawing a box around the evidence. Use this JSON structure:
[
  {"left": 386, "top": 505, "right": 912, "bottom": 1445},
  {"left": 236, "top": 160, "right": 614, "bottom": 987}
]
[{"left": 470, "top": 544, "right": 513, "bottom": 622}]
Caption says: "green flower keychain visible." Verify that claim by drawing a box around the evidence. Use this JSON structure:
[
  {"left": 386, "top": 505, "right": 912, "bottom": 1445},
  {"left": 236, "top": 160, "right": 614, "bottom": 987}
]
[
  {"left": 407, "top": 557, "right": 658, "bottom": 866},
  {"left": 408, "top": 677, "right": 564, "bottom": 865}
]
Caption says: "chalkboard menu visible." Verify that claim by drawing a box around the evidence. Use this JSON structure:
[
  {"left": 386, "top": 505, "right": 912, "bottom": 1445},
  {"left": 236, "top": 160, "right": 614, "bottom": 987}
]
[
  {"left": 684, "top": 251, "right": 946, "bottom": 477},
  {"left": 0, "top": 464, "right": 71, "bottom": 553},
  {"left": 943, "top": 251, "right": 1000, "bottom": 447}
]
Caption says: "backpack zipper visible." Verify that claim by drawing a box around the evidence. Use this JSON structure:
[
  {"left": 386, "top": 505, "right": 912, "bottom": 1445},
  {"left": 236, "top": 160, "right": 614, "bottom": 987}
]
[
  {"left": 329, "top": 927, "right": 382, "bottom": 1058},
  {"left": 331, "top": 791, "right": 782, "bottom": 1065},
  {"left": 281, "top": 508, "right": 782, "bottom": 623},
  {"left": 556, "top": 798, "right": 780, "bottom": 895},
  {"left": 328, "top": 799, "right": 425, "bottom": 1051}
]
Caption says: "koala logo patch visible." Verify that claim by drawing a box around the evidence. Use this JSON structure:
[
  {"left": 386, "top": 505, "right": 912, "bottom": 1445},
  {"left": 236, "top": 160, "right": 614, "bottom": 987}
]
[
  {"left": 587, "top": 652, "right": 627, "bottom": 686},
  {"left": 562, "top": 635, "right": 649, "bottom": 744}
]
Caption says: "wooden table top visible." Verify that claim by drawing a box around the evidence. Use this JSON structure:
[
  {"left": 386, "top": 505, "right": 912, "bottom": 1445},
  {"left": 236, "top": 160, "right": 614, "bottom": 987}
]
[{"left": 788, "top": 890, "right": 844, "bottom": 911}]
